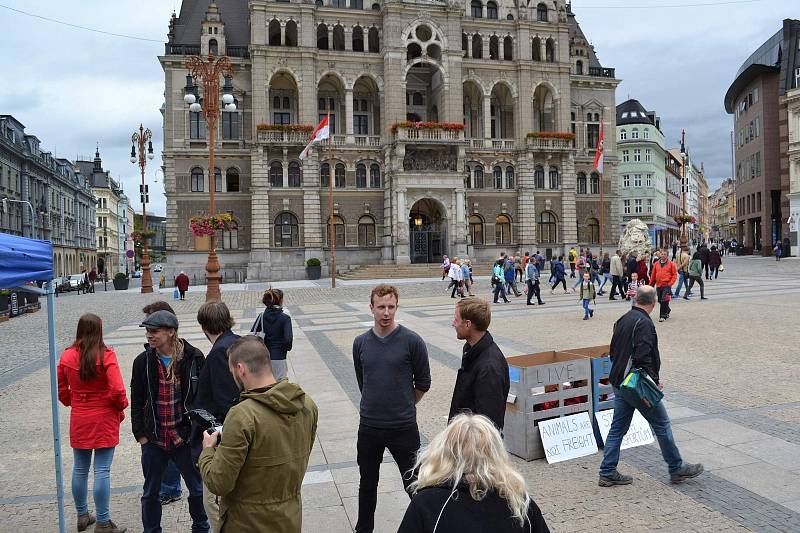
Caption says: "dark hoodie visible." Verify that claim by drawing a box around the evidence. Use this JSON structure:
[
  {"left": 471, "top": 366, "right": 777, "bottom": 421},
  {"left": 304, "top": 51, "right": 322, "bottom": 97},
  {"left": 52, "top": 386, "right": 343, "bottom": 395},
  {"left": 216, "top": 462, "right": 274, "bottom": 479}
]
[
  {"left": 251, "top": 306, "right": 294, "bottom": 360},
  {"left": 199, "top": 380, "right": 318, "bottom": 533}
]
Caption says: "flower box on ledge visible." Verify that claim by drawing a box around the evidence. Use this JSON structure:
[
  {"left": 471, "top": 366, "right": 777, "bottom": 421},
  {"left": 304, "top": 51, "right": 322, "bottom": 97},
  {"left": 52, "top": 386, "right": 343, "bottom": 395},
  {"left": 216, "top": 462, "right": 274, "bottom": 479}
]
[
  {"left": 391, "top": 121, "right": 465, "bottom": 143},
  {"left": 525, "top": 132, "right": 575, "bottom": 151},
  {"left": 256, "top": 124, "right": 313, "bottom": 145}
]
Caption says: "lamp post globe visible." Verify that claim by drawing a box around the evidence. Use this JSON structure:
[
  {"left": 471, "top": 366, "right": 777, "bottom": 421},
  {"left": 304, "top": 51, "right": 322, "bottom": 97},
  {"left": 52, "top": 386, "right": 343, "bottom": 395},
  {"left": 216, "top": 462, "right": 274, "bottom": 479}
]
[{"left": 184, "top": 93, "right": 196, "bottom": 105}]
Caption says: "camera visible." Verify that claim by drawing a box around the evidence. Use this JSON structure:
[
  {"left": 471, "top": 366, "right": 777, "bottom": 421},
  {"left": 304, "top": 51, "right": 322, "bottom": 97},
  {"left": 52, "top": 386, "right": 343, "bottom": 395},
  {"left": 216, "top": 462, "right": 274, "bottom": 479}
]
[{"left": 186, "top": 409, "right": 223, "bottom": 445}]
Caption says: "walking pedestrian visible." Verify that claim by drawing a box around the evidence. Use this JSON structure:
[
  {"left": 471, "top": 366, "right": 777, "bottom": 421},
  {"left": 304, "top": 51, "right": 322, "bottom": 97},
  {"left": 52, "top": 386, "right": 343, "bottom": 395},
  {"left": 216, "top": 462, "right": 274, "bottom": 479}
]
[
  {"left": 141, "top": 302, "right": 183, "bottom": 507},
  {"left": 199, "top": 337, "right": 318, "bottom": 533},
  {"left": 673, "top": 246, "right": 690, "bottom": 298},
  {"left": 687, "top": 251, "right": 707, "bottom": 300},
  {"left": 672, "top": 240, "right": 678, "bottom": 261},
  {"left": 568, "top": 247, "right": 578, "bottom": 278},
  {"left": 505, "top": 256, "right": 521, "bottom": 297},
  {"left": 250, "top": 288, "right": 293, "bottom": 381},
  {"left": 88, "top": 268, "right": 97, "bottom": 293},
  {"left": 461, "top": 260, "right": 472, "bottom": 297},
  {"left": 492, "top": 259, "right": 510, "bottom": 303},
  {"left": 773, "top": 242, "right": 783, "bottom": 261},
  {"left": 449, "top": 299, "right": 510, "bottom": 430},
  {"left": 599, "top": 285, "right": 704, "bottom": 487},
  {"left": 598, "top": 253, "right": 612, "bottom": 296},
  {"left": 353, "top": 284, "right": 431, "bottom": 533},
  {"left": 399, "top": 415, "right": 551, "bottom": 533},
  {"left": 446, "top": 257, "right": 458, "bottom": 294},
  {"left": 58, "top": 314, "right": 128, "bottom": 533},
  {"left": 175, "top": 271, "right": 190, "bottom": 300},
  {"left": 637, "top": 254, "right": 650, "bottom": 285},
  {"left": 466, "top": 259, "right": 475, "bottom": 296},
  {"left": 708, "top": 246, "right": 722, "bottom": 278},
  {"left": 649, "top": 249, "right": 677, "bottom": 322},
  {"left": 699, "top": 244, "right": 710, "bottom": 280},
  {"left": 195, "top": 301, "right": 241, "bottom": 531},
  {"left": 440, "top": 255, "right": 450, "bottom": 280},
  {"left": 626, "top": 272, "right": 641, "bottom": 308},
  {"left": 579, "top": 272, "right": 596, "bottom": 320},
  {"left": 448, "top": 259, "right": 464, "bottom": 298},
  {"left": 514, "top": 255, "right": 524, "bottom": 283},
  {"left": 521, "top": 252, "right": 531, "bottom": 282},
  {"left": 609, "top": 250, "right": 625, "bottom": 300},
  {"left": 625, "top": 252, "right": 638, "bottom": 292},
  {"left": 550, "top": 256, "right": 568, "bottom": 294},
  {"left": 131, "top": 310, "right": 209, "bottom": 533},
  {"left": 525, "top": 258, "right": 544, "bottom": 305}
]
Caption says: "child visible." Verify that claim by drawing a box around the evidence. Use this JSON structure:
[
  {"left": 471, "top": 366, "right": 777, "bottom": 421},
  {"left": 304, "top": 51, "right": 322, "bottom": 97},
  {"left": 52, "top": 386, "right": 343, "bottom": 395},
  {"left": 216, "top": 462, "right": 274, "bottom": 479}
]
[
  {"left": 626, "top": 271, "right": 640, "bottom": 308},
  {"left": 579, "top": 271, "right": 596, "bottom": 320}
]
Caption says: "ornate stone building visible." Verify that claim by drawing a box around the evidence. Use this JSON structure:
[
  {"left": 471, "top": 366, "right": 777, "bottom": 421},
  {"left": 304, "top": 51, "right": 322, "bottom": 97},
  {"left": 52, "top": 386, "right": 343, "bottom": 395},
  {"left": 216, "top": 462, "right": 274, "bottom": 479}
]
[{"left": 161, "top": 0, "right": 618, "bottom": 280}]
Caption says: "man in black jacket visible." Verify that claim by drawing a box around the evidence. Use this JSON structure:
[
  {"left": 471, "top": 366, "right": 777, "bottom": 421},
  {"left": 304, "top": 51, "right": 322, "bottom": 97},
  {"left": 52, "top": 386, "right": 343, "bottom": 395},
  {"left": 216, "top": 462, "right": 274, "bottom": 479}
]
[
  {"left": 449, "top": 298, "right": 510, "bottom": 430},
  {"left": 599, "top": 286, "right": 703, "bottom": 487},
  {"left": 195, "top": 301, "right": 240, "bottom": 532},
  {"left": 131, "top": 310, "right": 209, "bottom": 533}
]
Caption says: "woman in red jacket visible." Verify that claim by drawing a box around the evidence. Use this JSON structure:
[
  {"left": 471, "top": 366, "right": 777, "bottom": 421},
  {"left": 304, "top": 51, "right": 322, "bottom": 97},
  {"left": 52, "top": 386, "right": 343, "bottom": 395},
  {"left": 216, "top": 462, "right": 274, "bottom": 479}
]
[{"left": 58, "top": 314, "right": 128, "bottom": 533}]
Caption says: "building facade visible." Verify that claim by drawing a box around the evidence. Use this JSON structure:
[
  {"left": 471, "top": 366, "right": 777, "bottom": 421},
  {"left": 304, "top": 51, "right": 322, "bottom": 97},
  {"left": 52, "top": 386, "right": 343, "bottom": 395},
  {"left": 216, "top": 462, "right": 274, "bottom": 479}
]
[
  {"left": 725, "top": 19, "right": 800, "bottom": 255},
  {"left": 160, "top": 0, "right": 619, "bottom": 280},
  {"left": 616, "top": 99, "right": 669, "bottom": 248},
  {"left": 664, "top": 150, "right": 682, "bottom": 246},
  {"left": 0, "top": 115, "right": 97, "bottom": 276},
  {"left": 709, "top": 178, "right": 736, "bottom": 241},
  {"left": 134, "top": 213, "right": 168, "bottom": 263},
  {"left": 787, "top": 85, "right": 800, "bottom": 255}
]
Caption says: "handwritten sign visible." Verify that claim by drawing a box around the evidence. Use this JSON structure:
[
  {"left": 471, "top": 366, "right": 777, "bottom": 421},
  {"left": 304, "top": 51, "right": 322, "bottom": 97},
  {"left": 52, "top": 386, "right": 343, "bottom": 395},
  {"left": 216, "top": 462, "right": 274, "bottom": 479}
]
[
  {"left": 538, "top": 412, "right": 598, "bottom": 464},
  {"left": 594, "top": 409, "right": 655, "bottom": 450}
]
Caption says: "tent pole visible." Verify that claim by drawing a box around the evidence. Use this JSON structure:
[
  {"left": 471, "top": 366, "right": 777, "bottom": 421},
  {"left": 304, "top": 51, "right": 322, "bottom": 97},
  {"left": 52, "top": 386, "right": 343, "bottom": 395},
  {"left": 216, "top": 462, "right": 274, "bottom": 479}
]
[{"left": 46, "top": 281, "right": 66, "bottom": 533}]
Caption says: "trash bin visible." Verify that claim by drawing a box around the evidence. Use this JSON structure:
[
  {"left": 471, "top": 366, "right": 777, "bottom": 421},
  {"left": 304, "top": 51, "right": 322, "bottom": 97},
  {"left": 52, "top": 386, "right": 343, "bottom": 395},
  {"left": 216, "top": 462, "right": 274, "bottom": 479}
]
[{"left": 504, "top": 351, "right": 593, "bottom": 461}]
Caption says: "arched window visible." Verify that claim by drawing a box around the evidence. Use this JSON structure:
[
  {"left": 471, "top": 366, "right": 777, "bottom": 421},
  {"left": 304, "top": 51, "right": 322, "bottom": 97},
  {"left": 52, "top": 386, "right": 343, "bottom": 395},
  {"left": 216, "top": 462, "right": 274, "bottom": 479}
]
[
  {"left": 590, "top": 172, "right": 600, "bottom": 194},
  {"left": 503, "top": 36, "right": 513, "bottom": 60},
  {"left": 288, "top": 162, "right": 301, "bottom": 187},
  {"left": 285, "top": 20, "right": 298, "bottom": 47},
  {"left": 326, "top": 215, "right": 345, "bottom": 246},
  {"left": 507, "top": 13, "right": 514, "bottom": 20},
  {"left": 356, "top": 163, "right": 367, "bottom": 188},
  {"left": 370, "top": 163, "right": 381, "bottom": 188},
  {"left": 320, "top": 162, "right": 330, "bottom": 187},
  {"left": 487, "top": 1, "right": 498, "bottom": 19},
  {"left": 352, "top": 26, "right": 364, "bottom": 52},
  {"left": 505, "top": 166, "right": 514, "bottom": 189},
  {"left": 532, "top": 37, "right": 541, "bottom": 61},
  {"left": 545, "top": 38, "right": 555, "bottom": 62},
  {"left": 534, "top": 165, "right": 544, "bottom": 189},
  {"left": 335, "top": 163, "right": 346, "bottom": 187},
  {"left": 489, "top": 36, "right": 499, "bottom": 60},
  {"left": 368, "top": 27, "right": 380, "bottom": 52},
  {"left": 190, "top": 167, "right": 204, "bottom": 192},
  {"left": 270, "top": 162, "right": 283, "bottom": 187},
  {"left": 225, "top": 168, "right": 240, "bottom": 192},
  {"left": 268, "top": 20, "right": 281, "bottom": 46},
  {"left": 537, "top": 211, "right": 557, "bottom": 243},
  {"left": 548, "top": 166, "right": 559, "bottom": 189},
  {"left": 222, "top": 218, "right": 239, "bottom": 249},
  {"left": 317, "top": 24, "right": 329, "bottom": 50},
  {"left": 358, "top": 215, "right": 376, "bottom": 246},
  {"left": 474, "top": 165, "right": 485, "bottom": 188},
  {"left": 493, "top": 166, "right": 503, "bottom": 188},
  {"left": 577, "top": 172, "right": 587, "bottom": 194},
  {"left": 472, "top": 34, "right": 483, "bottom": 59},
  {"left": 495, "top": 214, "right": 511, "bottom": 244},
  {"left": 333, "top": 25, "right": 345, "bottom": 51},
  {"left": 536, "top": 3, "right": 548, "bottom": 22},
  {"left": 274, "top": 212, "right": 299, "bottom": 247},
  {"left": 586, "top": 217, "right": 600, "bottom": 244},
  {"left": 407, "top": 43, "right": 422, "bottom": 60},
  {"left": 575, "top": 60, "right": 583, "bottom": 75},
  {"left": 209, "top": 38, "right": 218, "bottom": 55},
  {"left": 214, "top": 167, "right": 222, "bottom": 192},
  {"left": 471, "top": 0, "right": 483, "bottom": 18},
  {"left": 620, "top": 129, "right": 627, "bottom": 141},
  {"left": 469, "top": 215, "right": 484, "bottom": 245}
]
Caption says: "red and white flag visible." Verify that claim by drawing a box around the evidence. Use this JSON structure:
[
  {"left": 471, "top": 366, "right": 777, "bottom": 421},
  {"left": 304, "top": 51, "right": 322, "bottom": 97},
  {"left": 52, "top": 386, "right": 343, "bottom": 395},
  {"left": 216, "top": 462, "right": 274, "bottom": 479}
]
[
  {"left": 593, "top": 120, "right": 605, "bottom": 173},
  {"left": 299, "top": 116, "right": 330, "bottom": 160}
]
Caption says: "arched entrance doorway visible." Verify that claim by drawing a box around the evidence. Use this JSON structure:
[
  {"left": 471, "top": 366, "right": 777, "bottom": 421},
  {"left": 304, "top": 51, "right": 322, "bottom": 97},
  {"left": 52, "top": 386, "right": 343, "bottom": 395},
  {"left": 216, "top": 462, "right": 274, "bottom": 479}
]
[{"left": 409, "top": 198, "right": 446, "bottom": 263}]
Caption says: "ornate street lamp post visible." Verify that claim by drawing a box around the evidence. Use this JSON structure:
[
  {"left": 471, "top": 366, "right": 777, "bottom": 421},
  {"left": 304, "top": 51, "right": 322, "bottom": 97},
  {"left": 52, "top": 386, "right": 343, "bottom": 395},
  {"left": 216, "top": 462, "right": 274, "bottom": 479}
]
[
  {"left": 679, "top": 129, "right": 689, "bottom": 253},
  {"left": 184, "top": 53, "right": 236, "bottom": 302},
  {"left": 130, "top": 124, "right": 155, "bottom": 293}
]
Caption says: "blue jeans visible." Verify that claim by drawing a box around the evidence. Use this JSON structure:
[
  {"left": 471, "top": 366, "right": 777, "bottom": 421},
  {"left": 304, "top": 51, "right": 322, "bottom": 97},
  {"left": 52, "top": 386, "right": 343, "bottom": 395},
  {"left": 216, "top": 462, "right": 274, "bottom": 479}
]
[
  {"left": 599, "top": 390, "right": 684, "bottom": 476},
  {"left": 72, "top": 448, "right": 115, "bottom": 523},
  {"left": 159, "top": 461, "right": 182, "bottom": 499},
  {"left": 673, "top": 271, "right": 690, "bottom": 297},
  {"left": 598, "top": 273, "right": 610, "bottom": 292},
  {"left": 582, "top": 298, "right": 591, "bottom": 317},
  {"left": 141, "top": 442, "right": 209, "bottom": 533},
  {"left": 493, "top": 282, "right": 509, "bottom": 302}
]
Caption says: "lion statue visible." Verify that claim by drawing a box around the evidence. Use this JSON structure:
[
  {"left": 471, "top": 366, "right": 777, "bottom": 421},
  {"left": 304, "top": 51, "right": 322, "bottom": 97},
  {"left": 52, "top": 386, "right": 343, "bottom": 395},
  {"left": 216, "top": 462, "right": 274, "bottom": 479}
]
[{"left": 618, "top": 219, "right": 653, "bottom": 257}]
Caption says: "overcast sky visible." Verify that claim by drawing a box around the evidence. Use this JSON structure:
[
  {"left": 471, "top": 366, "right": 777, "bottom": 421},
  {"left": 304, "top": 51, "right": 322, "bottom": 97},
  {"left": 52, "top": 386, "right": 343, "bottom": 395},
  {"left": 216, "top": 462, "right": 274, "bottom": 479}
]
[{"left": 0, "top": 0, "right": 795, "bottom": 216}]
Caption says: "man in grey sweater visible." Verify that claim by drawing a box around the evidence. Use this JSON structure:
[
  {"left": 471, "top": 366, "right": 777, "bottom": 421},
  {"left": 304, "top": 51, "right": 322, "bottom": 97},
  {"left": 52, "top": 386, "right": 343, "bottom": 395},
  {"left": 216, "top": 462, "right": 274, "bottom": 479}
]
[{"left": 353, "top": 284, "right": 431, "bottom": 533}]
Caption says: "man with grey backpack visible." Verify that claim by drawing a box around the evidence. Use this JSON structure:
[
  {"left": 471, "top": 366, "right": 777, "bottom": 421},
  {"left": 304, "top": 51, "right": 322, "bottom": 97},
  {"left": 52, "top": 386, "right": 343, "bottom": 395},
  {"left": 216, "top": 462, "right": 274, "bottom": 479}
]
[
  {"left": 250, "top": 288, "right": 293, "bottom": 381},
  {"left": 599, "top": 285, "right": 703, "bottom": 487}
]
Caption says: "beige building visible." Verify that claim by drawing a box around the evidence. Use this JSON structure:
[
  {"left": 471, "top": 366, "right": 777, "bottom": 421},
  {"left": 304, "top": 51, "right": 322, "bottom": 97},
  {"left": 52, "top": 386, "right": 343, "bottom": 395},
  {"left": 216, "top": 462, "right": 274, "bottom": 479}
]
[
  {"left": 709, "top": 178, "right": 736, "bottom": 241},
  {"left": 161, "top": 0, "right": 619, "bottom": 280},
  {"left": 786, "top": 85, "right": 800, "bottom": 255}
]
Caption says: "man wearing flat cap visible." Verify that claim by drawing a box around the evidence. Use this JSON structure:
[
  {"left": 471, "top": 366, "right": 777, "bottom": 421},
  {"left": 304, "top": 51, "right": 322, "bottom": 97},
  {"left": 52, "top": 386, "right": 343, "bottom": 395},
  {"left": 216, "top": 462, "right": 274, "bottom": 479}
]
[{"left": 131, "top": 310, "right": 210, "bottom": 532}]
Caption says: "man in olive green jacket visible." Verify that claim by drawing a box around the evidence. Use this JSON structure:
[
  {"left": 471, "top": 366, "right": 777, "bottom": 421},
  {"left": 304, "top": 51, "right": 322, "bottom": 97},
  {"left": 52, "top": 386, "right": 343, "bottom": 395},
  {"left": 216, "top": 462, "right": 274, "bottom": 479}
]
[{"left": 199, "top": 337, "right": 318, "bottom": 533}]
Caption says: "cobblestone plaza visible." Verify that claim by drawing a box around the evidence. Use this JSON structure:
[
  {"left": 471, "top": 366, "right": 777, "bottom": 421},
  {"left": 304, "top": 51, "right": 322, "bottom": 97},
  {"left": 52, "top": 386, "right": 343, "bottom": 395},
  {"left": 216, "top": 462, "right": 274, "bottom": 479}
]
[{"left": 1, "top": 255, "right": 800, "bottom": 532}]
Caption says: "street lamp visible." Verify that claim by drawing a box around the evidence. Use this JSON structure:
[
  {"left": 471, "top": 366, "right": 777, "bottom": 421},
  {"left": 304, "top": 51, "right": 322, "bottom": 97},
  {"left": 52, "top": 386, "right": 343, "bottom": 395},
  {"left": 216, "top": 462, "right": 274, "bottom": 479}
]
[
  {"left": 679, "top": 129, "right": 688, "bottom": 253},
  {"left": 184, "top": 52, "right": 236, "bottom": 302},
  {"left": 131, "top": 124, "right": 155, "bottom": 294}
]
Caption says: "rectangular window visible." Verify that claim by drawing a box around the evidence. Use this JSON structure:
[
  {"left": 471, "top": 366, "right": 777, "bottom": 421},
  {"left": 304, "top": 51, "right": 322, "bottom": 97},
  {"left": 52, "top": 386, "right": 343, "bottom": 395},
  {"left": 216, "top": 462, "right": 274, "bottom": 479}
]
[
  {"left": 623, "top": 200, "right": 631, "bottom": 214},
  {"left": 634, "top": 174, "right": 642, "bottom": 187},
  {"left": 795, "top": 67, "right": 800, "bottom": 89},
  {"left": 755, "top": 116, "right": 760, "bottom": 138},
  {"left": 587, "top": 124, "right": 599, "bottom": 149},
  {"left": 623, "top": 174, "right": 630, "bottom": 187},
  {"left": 634, "top": 199, "right": 642, "bottom": 213},
  {"left": 753, "top": 87, "right": 759, "bottom": 103},
  {"left": 190, "top": 112, "right": 205, "bottom": 139},
  {"left": 643, "top": 129, "right": 649, "bottom": 139},
  {"left": 631, "top": 129, "right": 639, "bottom": 139},
  {"left": 646, "top": 174, "right": 652, "bottom": 187},
  {"left": 622, "top": 150, "right": 629, "bottom": 163},
  {"left": 320, "top": 114, "right": 337, "bottom": 135},
  {"left": 633, "top": 149, "right": 641, "bottom": 162},
  {"left": 620, "top": 130, "right": 627, "bottom": 141},
  {"left": 647, "top": 199, "right": 653, "bottom": 213},
  {"left": 222, "top": 111, "right": 240, "bottom": 140},
  {"left": 645, "top": 149, "right": 651, "bottom": 162},
  {"left": 274, "top": 112, "right": 290, "bottom": 125},
  {"left": 354, "top": 115, "right": 369, "bottom": 135}
]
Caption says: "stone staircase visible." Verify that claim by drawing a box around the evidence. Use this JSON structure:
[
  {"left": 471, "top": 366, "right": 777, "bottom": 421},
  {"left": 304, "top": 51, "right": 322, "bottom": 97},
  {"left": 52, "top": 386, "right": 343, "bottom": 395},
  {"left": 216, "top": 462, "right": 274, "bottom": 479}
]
[{"left": 337, "top": 263, "right": 494, "bottom": 280}]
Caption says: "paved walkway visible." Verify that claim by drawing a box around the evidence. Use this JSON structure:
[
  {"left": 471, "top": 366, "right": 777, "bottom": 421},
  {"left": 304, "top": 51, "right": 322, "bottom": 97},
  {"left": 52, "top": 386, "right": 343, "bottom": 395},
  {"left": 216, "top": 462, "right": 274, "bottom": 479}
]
[{"left": 1, "top": 255, "right": 799, "bottom": 531}]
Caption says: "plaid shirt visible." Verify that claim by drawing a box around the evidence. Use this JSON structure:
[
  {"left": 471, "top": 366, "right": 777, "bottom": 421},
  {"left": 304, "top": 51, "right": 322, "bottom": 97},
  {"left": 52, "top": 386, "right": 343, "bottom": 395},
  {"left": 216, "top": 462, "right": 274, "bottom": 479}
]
[{"left": 155, "top": 360, "right": 184, "bottom": 450}]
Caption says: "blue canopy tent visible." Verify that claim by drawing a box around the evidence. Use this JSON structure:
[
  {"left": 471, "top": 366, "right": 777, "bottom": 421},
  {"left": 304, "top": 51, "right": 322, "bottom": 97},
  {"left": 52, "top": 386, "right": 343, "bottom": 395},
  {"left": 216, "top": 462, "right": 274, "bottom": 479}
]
[{"left": 0, "top": 233, "right": 66, "bottom": 533}]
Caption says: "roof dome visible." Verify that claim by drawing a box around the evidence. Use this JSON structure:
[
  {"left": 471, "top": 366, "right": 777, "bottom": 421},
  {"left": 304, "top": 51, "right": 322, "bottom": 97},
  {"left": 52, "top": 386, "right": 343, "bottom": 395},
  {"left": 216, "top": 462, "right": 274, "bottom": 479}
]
[{"left": 616, "top": 99, "right": 653, "bottom": 126}]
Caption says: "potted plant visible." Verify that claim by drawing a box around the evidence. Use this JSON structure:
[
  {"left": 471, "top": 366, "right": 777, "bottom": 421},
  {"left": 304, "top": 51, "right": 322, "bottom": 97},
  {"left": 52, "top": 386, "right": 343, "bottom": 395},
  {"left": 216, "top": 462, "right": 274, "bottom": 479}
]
[
  {"left": 306, "top": 257, "right": 322, "bottom": 280},
  {"left": 112, "top": 272, "right": 130, "bottom": 291}
]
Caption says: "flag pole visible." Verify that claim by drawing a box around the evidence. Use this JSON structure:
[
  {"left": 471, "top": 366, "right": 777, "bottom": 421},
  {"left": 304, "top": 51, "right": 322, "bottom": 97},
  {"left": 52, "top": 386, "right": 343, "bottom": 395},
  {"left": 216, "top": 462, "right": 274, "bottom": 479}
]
[
  {"left": 327, "top": 101, "right": 336, "bottom": 289},
  {"left": 599, "top": 111, "right": 605, "bottom": 258}
]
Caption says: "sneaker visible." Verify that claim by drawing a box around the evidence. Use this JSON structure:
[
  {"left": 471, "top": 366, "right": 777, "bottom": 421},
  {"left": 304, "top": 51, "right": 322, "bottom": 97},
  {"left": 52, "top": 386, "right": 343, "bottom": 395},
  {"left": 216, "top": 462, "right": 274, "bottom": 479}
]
[
  {"left": 598, "top": 471, "right": 633, "bottom": 487},
  {"left": 701, "top": 296, "right": 708, "bottom": 300},
  {"left": 609, "top": 297, "right": 617, "bottom": 301},
  {"left": 658, "top": 317, "right": 665, "bottom": 322},
  {"left": 77, "top": 514, "right": 96, "bottom": 532},
  {"left": 94, "top": 520, "right": 127, "bottom": 533},
  {"left": 589, "top": 309, "right": 594, "bottom": 317},
  {"left": 583, "top": 316, "right": 589, "bottom": 320},
  {"left": 683, "top": 296, "right": 689, "bottom": 300},
  {"left": 670, "top": 463, "right": 704, "bottom": 484},
  {"left": 538, "top": 302, "right": 545, "bottom": 305},
  {"left": 160, "top": 494, "right": 181, "bottom": 506}
]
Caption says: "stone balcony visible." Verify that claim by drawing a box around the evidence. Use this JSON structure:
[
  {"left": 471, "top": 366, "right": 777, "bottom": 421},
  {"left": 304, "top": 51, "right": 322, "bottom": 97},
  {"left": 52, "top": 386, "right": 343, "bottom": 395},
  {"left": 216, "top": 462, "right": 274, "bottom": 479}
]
[
  {"left": 525, "top": 136, "right": 574, "bottom": 152},
  {"left": 393, "top": 126, "right": 465, "bottom": 144},
  {"left": 256, "top": 129, "right": 383, "bottom": 150},
  {"left": 256, "top": 129, "right": 310, "bottom": 145},
  {"left": 467, "top": 138, "right": 516, "bottom": 152}
]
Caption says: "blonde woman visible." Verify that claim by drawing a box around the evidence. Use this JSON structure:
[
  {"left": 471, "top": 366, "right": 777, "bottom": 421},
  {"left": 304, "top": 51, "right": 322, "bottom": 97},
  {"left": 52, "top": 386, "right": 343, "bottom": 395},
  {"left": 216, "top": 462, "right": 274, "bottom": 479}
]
[{"left": 398, "top": 414, "right": 549, "bottom": 533}]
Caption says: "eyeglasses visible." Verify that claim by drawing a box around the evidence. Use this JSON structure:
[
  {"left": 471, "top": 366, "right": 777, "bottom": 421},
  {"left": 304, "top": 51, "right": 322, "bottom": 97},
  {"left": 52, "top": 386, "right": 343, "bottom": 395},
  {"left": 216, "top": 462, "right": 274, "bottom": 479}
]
[{"left": 145, "top": 327, "right": 161, "bottom": 334}]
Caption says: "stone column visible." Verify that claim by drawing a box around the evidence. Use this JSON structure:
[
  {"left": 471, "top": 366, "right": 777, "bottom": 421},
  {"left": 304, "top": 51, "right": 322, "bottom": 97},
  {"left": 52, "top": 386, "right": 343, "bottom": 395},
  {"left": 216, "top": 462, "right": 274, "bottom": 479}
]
[
  {"left": 454, "top": 187, "right": 467, "bottom": 257},
  {"left": 247, "top": 145, "right": 272, "bottom": 280},
  {"left": 344, "top": 27, "right": 352, "bottom": 51},
  {"left": 280, "top": 22, "right": 286, "bottom": 46},
  {"left": 483, "top": 96, "right": 492, "bottom": 140},
  {"left": 251, "top": 50, "right": 268, "bottom": 130},
  {"left": 345, "top": 89, "right": 354, "bottom": 143},
  {"left": 517, "top": 155, "right": 536, "bottom": 248},
  {"left": 561, "top": 154, "right": 578, "bottom": 253},
  {"left": 395, "top": 187, "right": 410, "bottom": 263},
  {"left": 540, "top": 40, "right": 546, "bottom": 62},
  {"left": 302, "top": 154, "right": 324, "bottom": 265},
  {"left": 328, "top": 27, "right": 334, "bottom": 49},
  {"left": 466, "top": 34, "right": 472, "bottom": 58}
]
